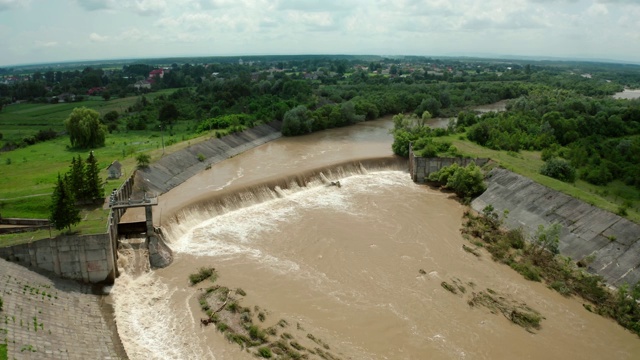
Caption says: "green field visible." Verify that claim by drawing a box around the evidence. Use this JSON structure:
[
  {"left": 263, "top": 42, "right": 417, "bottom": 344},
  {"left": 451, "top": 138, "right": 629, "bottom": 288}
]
[
  {"left": 443, "top": 134, "right": 640, "bottom": 223},
  {"left": 0, "top": 90, "right": 176, "bottom": 144},
  {"left": 0, "top": 90, "right": 220, "bottom": 245}
]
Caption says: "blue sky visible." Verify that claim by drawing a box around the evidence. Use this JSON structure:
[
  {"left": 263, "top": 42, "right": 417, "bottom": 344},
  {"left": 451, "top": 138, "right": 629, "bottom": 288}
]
[{"left": 1, "top": 0, "right": 639, "bottom": 66}]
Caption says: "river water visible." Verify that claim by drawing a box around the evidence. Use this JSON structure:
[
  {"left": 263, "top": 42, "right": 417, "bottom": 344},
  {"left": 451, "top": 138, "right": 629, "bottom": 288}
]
[
  {"left": 613, "top": 89, "right": 640, "bottom": 100},
  {"left": 111, "top": 118, "right": 640, "bottom": 359}
]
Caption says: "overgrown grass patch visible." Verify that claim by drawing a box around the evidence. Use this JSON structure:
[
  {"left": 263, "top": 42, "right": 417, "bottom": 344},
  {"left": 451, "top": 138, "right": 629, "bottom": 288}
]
[
  {"left": 462, "top": 206, "right": 640, "bottom": 337},
  {"left": 189, "top": 267, "right": 218, "bottom": 285}
]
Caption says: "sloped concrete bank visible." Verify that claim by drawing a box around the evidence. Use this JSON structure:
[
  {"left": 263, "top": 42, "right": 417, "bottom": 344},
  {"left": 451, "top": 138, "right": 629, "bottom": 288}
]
[
  {"left": 472, "top": 168, "right": 640, "bottom": 287},
  {"left": 0, "top": 258, "right": 126, "bottom": 359},
  {"left": 137, "top": 121, "right": 282, "bottom": 196}
]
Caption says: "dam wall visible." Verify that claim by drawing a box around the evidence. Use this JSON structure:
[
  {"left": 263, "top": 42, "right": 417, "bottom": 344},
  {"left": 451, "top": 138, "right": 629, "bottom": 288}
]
[
  {"left": 0, "top": 232, "right": 115, "bottom": 284},
  {"left": 0, "top": 174, "right": 136, "bottom": 284},
  {"left": 472, "top": 168, "right": 640, "bottom": 287},
  {"left": 408, "top": 145, "right": 489, "bottom": 183},
  {"left": 138, "top": 121, "right": 282, "bottom": 195}
]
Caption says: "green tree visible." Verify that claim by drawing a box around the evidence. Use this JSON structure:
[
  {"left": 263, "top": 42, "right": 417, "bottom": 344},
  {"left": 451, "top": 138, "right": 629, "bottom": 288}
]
[
  {"left": 159, "top": 102, "right": 179, "bottom": 126},
  {"left": 540, "top": 158, "right": 576, "bottom": 183},
  {"left": 428, "top": 162, "right": 486, "bottom": 199},
  {"left": 64, "top": 107, "right": 106, "bottom": 148},
  {"left": 136, "top": 153, "right": 151, "bottom": 168},
  {"left": 282, "top": 105, "right": 311, "bottom": 136},
  {"left": 49, "top": 174, "right": 81, "bottom": 231},
  {"left": 67, "top": 155, "right": 85, "bottom": 201},
  {"left": 532, "top": 223, "right": 561, "bottom": 257},
  {"left": 84, "top": 151, "right": 104, "bottom": 202}
]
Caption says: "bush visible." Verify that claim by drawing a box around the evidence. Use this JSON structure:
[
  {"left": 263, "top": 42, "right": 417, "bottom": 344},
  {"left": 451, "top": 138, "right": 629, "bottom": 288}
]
[
  {"left": 189, "top": 267, "right": 218, "bottom": 285},
  {"left": 136, "top": 153, "right": 151, "bottom": 168},
  {"left": 430, "top": 162, "right": 486, "bottom": 199},
  {"left": 540, "top": 157, "right": 576, "bottom": 183},
  {"left": 257, "top": 347, "right": 272, "bottom": 358}
]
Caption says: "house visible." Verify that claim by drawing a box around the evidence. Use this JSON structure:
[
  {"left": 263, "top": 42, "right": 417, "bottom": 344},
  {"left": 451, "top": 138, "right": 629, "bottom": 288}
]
[
  {"left": 107, "top": 161, "right": 122, "bottom": 179},
  {"left": 149, "top": 69, "right": 164, "bottom": 79},
  {"left": 133, "top": 80, "right": 152, "bottom": 90}
]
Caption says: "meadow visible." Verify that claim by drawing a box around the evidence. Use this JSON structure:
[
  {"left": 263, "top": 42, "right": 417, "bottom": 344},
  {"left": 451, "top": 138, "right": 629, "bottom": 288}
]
[{"left": 0, "top": 90, "right": 218, "bottom": 244}]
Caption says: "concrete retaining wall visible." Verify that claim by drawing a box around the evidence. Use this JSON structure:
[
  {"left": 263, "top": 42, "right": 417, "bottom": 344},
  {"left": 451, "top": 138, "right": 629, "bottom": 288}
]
[
  {"left": 0, "top": 233, "right": 115, "bottom": 283},
  {"left": 0, "top": 217, "right": 49, "bottom": 226},
  {"left": 139, "top": 121, "right": 282, "bottom": 195},
  {"left": 472, "top": 168, "right": 640, "bottom": 287},
  {"left": 408, "top": 145, "right": 489, "bottom": 183}
]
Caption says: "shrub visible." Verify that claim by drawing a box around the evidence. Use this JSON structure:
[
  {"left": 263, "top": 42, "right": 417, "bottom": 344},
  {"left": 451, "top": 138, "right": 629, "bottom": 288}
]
[
  {"left": 136, "top": 153, "right": 151, "bottom": 168},
  {"left": 197, "top": 153, "right": 205, "bottom": 162},
  {"left": 188, "top": 267, "right": 217, "bottom": 285},
  {"left": 257, "top": 347, "right": 272, "bottom": 358},
  {"left": 540, "top": 157, "right": 576, "bottom": 183},
  {"left": 430, "top": 162, "right": 486, "bottom": 199}
]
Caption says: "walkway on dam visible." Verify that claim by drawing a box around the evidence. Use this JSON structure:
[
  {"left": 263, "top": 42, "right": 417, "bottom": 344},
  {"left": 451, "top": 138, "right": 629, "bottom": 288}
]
[{"left": 0, "top": 258, "right": 125, "bottom": 359}]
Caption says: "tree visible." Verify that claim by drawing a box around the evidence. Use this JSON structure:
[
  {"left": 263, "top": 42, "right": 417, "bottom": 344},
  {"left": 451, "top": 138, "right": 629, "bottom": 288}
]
[
  {"left": 49, "top": 174, "right": 81, "bottom": 231},
  {"left": 67, "top": 155, "right": 85, "bottom": 201},
  {"left": 64, "top": 107, "right": 106, "bottom": 148},
  {"left": 159, "top": 102, "right": 179, "bottom": 126},
  {"left": 428, "top": 162, "right": 486, "bottom": 199},
  {"left": 84, "top": 151, "right": 103, "bottom": 202},
  {"left": 540, "top": 158, "right": 576, "bottom": 183},
  {"left": 282, "top": 105, "right": 312, "bottom": 136},
  {"left": 532, "top": 223, "right": 561, "bottom": 257},
  {"left": 136, "top": 153, "right": 151, "bottom": 168},
  {"left": 102, "top": 91, "right": 111, "bottom": 101}
]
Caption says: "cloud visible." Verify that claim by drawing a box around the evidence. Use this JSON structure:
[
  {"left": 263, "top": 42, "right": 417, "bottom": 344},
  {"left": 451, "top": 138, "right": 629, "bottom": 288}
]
[
  {"left": 0, "top": 0, "right": 29, "bottom": 11},
  {"left": 35, "top": 40, "right": 58, "bottom": 48},
  {"left": 276, "top": 0, "right": 355, "bottom": 12},
  {"left": 192, "top": 0, "right": 238, "bottom": 9},
  {"left": 133, "top": 0, "right": 167, "bottom": 16},
  {"left": 89, "top": 32, "right": 109, "bottom": 42},
  {"left": 75, "top": 0, "right": 116, "bottom": 11}
]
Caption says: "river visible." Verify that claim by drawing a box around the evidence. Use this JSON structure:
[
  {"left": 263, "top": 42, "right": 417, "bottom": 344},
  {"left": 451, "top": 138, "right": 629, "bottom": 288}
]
[
  {"left": 111, "top": 118, "right": 640, "bottom": 359},
  {"left": 613, "top": 89, "right": 640, "bottom": 100}
]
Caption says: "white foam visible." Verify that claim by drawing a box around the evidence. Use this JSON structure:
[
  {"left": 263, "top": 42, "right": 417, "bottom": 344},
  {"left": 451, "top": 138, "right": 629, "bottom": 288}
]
[{"left": 111, "top": 272, "right": 214, "bottom": 360}]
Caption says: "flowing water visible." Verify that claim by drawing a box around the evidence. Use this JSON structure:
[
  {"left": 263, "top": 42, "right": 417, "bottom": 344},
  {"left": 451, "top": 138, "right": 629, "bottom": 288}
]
[
  {"left": 613, "top": 89, "right": 640, "bottom": 100},
  {"left": 111, "top": 118, "right": 640, "bottom": 359}
]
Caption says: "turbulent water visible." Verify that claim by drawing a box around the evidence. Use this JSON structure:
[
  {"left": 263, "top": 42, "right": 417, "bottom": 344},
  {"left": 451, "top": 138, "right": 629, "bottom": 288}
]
[{"left": 111, "top": 118, "right": 640, "bottom": 360}]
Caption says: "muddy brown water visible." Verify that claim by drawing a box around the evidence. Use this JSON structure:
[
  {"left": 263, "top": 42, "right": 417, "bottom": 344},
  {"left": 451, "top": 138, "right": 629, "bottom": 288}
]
[
  {"left": 613, "top": 89, "right": 640, "bottom": 100},
  {"left": 111, "top": 117, "right": 640, "bottom": 359}
]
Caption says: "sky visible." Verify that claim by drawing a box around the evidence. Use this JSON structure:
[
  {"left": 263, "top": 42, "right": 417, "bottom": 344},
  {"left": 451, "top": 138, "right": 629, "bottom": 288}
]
[{"left": 1, "top": 0, "right": 639, "bottom": 66}]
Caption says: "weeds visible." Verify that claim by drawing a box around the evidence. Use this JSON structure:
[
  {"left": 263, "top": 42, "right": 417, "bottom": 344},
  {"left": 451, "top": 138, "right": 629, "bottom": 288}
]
[
  {"left": 188, "top": 267, "right": 217, "bottom": 285},
  {"left": 462, "top": 205, "right": 640, "bottom": 337}
]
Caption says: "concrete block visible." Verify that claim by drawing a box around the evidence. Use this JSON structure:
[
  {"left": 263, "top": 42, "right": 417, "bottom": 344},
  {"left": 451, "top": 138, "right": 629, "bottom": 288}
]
[{"left": 85, "top": 249, "right": 106, "bottom": 262}]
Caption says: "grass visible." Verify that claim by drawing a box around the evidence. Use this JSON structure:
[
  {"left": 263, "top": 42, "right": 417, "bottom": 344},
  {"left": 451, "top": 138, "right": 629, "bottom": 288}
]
[
  {"left": 443, "top": 134, "right": 640, "bottom": 223},
  {"left": 0, "top": 90, "right": 233, "bottom": 246},
  {"left": 0, "top": 90, "right": 176, "bottom": 144},
  {"left": 0, "top": 343, "right": 6, "bottom": 360}
]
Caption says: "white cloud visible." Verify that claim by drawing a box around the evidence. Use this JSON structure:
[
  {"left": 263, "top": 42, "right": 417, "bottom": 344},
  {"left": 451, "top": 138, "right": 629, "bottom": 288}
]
[
  {"left": 588, "top": 3, "right": 609, "bottom": 15},
  {"left": 0, "top": 0, "right": 30, "bottom": 11},
  {"left": 89, "top": 32, "right": 109, "bottom": 42},
  {"left": 75, "top": 0, "right": 116, "bottom": 11},
  {"left": 35, "top": 40, "right": 58, "bottom": 48},
  {"left": 133, "top": 0, "right": 166, "bottom": 16}
]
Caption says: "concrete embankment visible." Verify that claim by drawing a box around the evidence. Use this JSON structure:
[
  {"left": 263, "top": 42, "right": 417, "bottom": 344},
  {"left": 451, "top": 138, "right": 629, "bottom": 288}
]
[
  {"left": 0, "top": 258, "right": 126, "bottom": 359},
  {"left": 472, "top": 168, "right": 640, "bottom": 287},
  {"left": 137, "top": 121, "right": 282, "bottom": 196}
]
